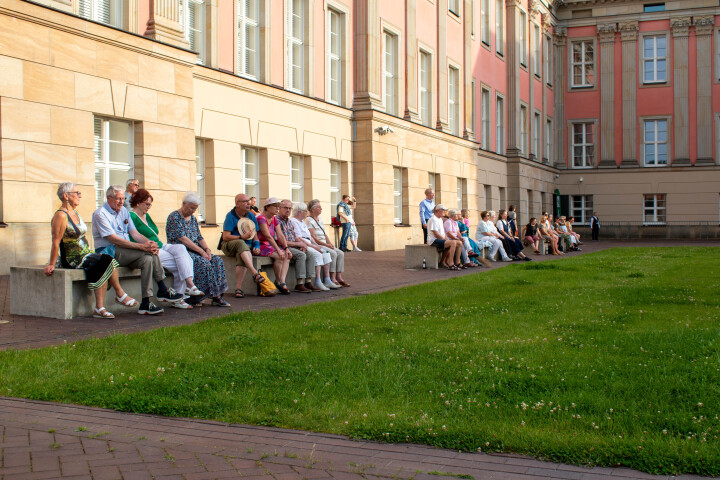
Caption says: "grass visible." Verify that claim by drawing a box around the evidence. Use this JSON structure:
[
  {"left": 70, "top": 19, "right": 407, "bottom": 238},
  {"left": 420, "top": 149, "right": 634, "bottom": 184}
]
[{"left": 1, "top": 247, "right": 719, "bottom": 475}]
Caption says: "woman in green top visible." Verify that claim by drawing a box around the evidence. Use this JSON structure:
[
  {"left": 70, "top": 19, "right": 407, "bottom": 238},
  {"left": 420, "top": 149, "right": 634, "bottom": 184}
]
[
  {"left": 44, "top": 182, "right": 128, "bottom": 318},
  {"left": 129, "top": 189, "right": 203, "bottom": 308}
]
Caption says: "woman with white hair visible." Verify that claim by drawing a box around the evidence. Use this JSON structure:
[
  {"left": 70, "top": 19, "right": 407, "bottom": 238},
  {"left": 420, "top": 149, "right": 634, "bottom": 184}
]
[
  {"left": 129, "top": 188, "right": 203, "bottom": 309},
  {"left": 305, "top": 199, "right": 350, "bottom": 288},
  {"left": 290, "top": 202, "right": 333, "bottom": 291},
  {"left": 166, "top": 192, "right": 229, "bottom": 307}
]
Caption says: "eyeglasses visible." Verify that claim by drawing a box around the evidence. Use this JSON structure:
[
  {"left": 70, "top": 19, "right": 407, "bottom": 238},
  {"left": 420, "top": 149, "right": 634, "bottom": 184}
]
[
  {"left": 143, "top": 202, "right": 152, "bottom": 207},
  {"left": 68, "top": 191, "right": 82, "bottom": 196},
  {"left": 279, "top": 206, "right": 291, "bottom": 210}
]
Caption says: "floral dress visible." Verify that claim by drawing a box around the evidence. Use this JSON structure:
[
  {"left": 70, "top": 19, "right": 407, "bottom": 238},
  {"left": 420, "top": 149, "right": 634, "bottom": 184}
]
[
  {"left": 166, "top": 211, "right": 228, "bottom": 299},
  {"left": 256, "top": 214, "right": 279, "bottom": 256}
]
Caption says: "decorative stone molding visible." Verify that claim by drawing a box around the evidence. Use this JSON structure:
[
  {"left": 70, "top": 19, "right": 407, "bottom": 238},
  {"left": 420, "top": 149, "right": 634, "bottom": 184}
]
[
  {"left": 542, "top": 13, "right": 552, "bottom": 32},
  {"left": 670, "top": 16, "right": 691, "bottom": 38},
  {"left": 529, "top": 0, "right": 541, "bottom": 16},
  {"left": 693, "top": 16, "right": 714, "bottom": 36},
  {"left": 618, "top": 21, "right": 638, "bottom": 41},
  {"left": 145, "top": 0, "right": 190, "bottom": 48},
  {"left": 553, "top": 26, "right": 567, "bottom": 46},
  {"left": 505, "top": 0, "right": 523, "bottom": 7},
  {"left": 597, "top": 23, "right": 616, "bottom": 44}
]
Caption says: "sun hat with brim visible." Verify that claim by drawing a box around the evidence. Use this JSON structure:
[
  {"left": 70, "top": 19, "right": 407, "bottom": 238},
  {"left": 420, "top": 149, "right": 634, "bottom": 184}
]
[
  {"left": 434, "top": 204, "right": 447, "bottom": 212},
  {"left": 237, "top": 217, "right": 257, "bottom": 237},
  {"left": 263, "top": 196, "right": 281, "bottom": 207}
]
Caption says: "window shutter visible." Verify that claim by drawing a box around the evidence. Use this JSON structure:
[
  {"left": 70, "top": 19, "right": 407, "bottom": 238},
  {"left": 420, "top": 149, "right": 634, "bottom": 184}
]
[
  {"left": 93, "top": 118, "right": 105, "bottom": 208},
  {"left": 78, "top": 0, "right": 92, "bottom": 19},
  {"left": 96, "top": 0, "right": 111, "bottom": 24},
  {"left": 188, "top": 1, "right": 196, "bottom": 49},
  {"left": 178, "top": 0, "right": 185, "bottom": 29}
]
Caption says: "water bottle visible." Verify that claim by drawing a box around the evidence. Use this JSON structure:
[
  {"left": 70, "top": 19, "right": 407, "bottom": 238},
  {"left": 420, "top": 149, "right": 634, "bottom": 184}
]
[{"left": 422, "top": 257, "right": 427, "bottom": 269}]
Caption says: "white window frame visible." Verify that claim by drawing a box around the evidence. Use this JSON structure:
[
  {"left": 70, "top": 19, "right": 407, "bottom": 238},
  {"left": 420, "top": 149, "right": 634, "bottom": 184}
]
[
  {"left": 287, "top": 0, "right": 306, "bottom": 94},
  {"left": 533, "top": 24, "right": 541, "bottom": 76},
  {"left": 449, "top": 0, "right": 460, "bottom": 16},
  {"left": 242, "top": 147, "right": 259, "bottom": 200},
  {"left": 481, "top": 0, "right": 490, "bottom": 46},
  {"left": 94, "top": 117, "right": 134, "bottom": 208},
  {"left": 643, "top": 194, "right": 667, "bottom": 225},
  {"left": 571, "top": 40, "right": 595, "bottom": 88},
  {"left": 428, "top": 172, "right": 436, "bottom": 191},
  {"left": 330, "top": 160, "right": 341, "bottom": 206},
  {"left": 495, "top": 0, "right": 504, "bottom": 56},
  {"left": 419, "top": 49, "right": 433, "bottom": 127},
  {"left": 519, "top": 10, "right": 527, "bottom": 67},
  {"left": 383, "top": 30, "right": 399, "bottom": 116},
  {"left": 238, "top": 0, "right": 260, "bottom": 79},
  {"left": 571, "top": 122, "right": 595, "bottom": 168},
  {"left": 448, "top": 65, "right": 461, "bottom": 136},
  {"left": 326, "top": 7, "right": 344, "bottom": 105},
  {"left": 642, "top": 34, "right": 667, "bottom": 84},
  {"left": 456, "top": 177, "right": 466, "bottom": 210},
  {"left": 290, "top": 154, "right": 305, "bottom": 203},
  {"left": 195, "top": 139, "right": 206, "bottom": 222},
  {"left": 78, "top": 0, "right": 124, "bottom": 28},
  {"left": 643, "top": 118, "right": 669, "bottom": 166},
  {"left": 393, "top": 167, "right": 403, "bottom": 224},
  {"left": 180, "top": 0, "right": 205, "bottom": 64},
  {"left": 544, "top": 34, "right": 552, "bottom": 85},
  {"left": 571, "top": 195, "right": 593, "bottom": 225},
  {"left": 533, "top": 112, "right": 540, "bottom": 158},
  {"left": 545, "top": 119, "right": 552, "bottom": 161},
  {"left": 481, "top": 87, "right": 491, "bottom": 150},
  {"left": 520, "top": 105, "right": 528, "bottom": 155},
  {"left": 496, "top": 94, "right": 505, "bottom": 155}
]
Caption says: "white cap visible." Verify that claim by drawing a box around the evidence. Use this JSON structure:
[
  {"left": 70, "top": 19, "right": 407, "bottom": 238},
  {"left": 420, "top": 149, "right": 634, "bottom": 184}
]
[{"left": 263, "top": 197, "right": 281, "bottom": 207}]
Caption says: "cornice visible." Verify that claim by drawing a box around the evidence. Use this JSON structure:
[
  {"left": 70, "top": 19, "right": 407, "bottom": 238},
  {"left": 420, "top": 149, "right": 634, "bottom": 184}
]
[
  {"left": 618, "top": 20, "right": 638, "bottom": 41},
  {"left": 670, "top": 16, "right": 691, "bottom": 37},
  {"left": 597, "top": 23, "right": 617, "bottom": 43},
  {"left": 553, "top": 25, "right": 567, "bottom": 44},
  {"left": 694, "top": 15, "right": 714, "bottom": 35}
]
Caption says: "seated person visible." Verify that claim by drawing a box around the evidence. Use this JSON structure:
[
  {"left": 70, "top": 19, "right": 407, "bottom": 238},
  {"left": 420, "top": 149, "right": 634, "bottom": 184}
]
[
  {"left": 476, "top": 210, "right": 512, "bottom": 262},
  {"left": 538, "top": 214, "right": 562, "bottom": 255},
  {"left": 220, "top": 193, "right": 265, "bottom": 297},
  {"left": 459, "top": 209, "right": 482, "bottom": 265},
  {"left": 427, "top": 204, "right": 463, "bottom": 270},
  {"left": 554, "top": 216, "right": 576, "bottom": 251},
  {"left": 45, "top": 182, "right": 126, "bottom": 319},
  {"left": 444, "top": 209, "right": 477, "bottom": 268},
  {"left": 92, "top": 185, "right": 183, "bottom": 315},
  {"left": 130, "top": 188, "right": 202, "bottom": 309},
  {"left": 566, "top": 216, "right": 582, "bottom": 245},
  {"left": 291, "top": 202, "right": 334, "bottom": 291},
  {"left": 496, "top": 209, "right": 530, "bottom": 261},
  {"left": 256, "top": 197, "right": 293, "bottom": 295},
  {"left": 521, "top": 218, "right": 541, "bottom": 254},
  {"left": 305, "top": 199, "right": 350, "bottom": 288},
  {"left": 167, "top": 192, "right": 230, "bottom": 307},
  {"left": 276, "top": 199, "right": 316, "bottom": 293}
]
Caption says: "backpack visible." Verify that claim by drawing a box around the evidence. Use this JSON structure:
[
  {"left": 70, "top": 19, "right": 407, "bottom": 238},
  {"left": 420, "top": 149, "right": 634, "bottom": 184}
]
[{"left": 256, "top": 271, "right": 278, "bottom": 297}]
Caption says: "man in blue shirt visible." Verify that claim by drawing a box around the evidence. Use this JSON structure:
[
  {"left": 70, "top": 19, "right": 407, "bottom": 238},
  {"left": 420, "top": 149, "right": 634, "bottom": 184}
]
[
  {"left": 92, "top": 185, "right": 182, "bottom": 315},
  {"left": 419, "top": 188, "right": 435, "bottom": 244},
  {"left": 221, "top": 193, "right": 263, "bottom": 297},
  {"left": 337, "top": 194, "right": 351, "bottom": 252}
]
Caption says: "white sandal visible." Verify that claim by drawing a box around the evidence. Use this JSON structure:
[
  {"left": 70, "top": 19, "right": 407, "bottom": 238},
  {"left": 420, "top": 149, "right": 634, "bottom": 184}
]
[
  {"left": 171, "top": 299, "right": 192, "bottom": 309},
  {"left": 115, "top": 293, "right": 138, "bottom": 307},
  {"left": 185, "top": 286, "right": 204, "bottom": 296},
  {"left": 93, "top": 307, "right": 115, "bottom": 319}
]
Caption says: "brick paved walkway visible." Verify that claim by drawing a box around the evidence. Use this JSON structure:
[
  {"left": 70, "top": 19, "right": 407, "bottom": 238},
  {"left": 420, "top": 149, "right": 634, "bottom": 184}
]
[{"left": 1, "top": 241, "right": 718, "bottom": 479}]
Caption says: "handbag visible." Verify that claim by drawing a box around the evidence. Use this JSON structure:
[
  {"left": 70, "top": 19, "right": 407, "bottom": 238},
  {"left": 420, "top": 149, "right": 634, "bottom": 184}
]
[
  {"left": 256, "top": 271, "right": 278, "bottom": 297},
  {"left": 331, "top": 216, "right": 341, "bottom": 227}
]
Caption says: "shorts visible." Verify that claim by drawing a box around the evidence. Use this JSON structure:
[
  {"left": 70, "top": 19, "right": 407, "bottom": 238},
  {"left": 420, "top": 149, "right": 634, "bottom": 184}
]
[
  {"left": 431, "top": 239, "right": 446, "bottom": 249},
  {"left": 221, "top": 239, "right": 251, "bottom": 266}
]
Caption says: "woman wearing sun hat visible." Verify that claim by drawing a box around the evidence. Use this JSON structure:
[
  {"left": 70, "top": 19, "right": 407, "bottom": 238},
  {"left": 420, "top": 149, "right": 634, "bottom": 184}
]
[{"left": 256, "top": 197, "right": 293, "bottom": 295}]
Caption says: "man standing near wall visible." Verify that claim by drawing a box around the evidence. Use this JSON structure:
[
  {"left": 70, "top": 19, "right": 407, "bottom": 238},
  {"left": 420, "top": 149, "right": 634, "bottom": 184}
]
[
  {"left": 419, "top": 188, "right": 435, "bottom": 244},
  {"left": 590, "top": 212, "right": 600, "bottom": 241},
  {"left": 337, "top": 195, "right": 351, "bottom": 252},
  {"left": 123, "top": 179, "right": 139, "bottom": 209}
]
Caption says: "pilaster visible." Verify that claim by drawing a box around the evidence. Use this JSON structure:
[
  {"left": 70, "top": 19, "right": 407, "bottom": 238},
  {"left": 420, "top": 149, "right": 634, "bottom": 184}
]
[
  {"left": 694, "top": 16, "right": 714, "bottom": 165},
  {"left": 619, "top": 21, "right": 638, "bottom": 168},
  {"left": 463, "top": 0, "right": 475, "bottom": 140},
  {"left": 671, "top": 16, "right": 691, "bottom": 166},
  {"left": 404, "top": 0, "right": 420, "bottom": 123},
  {"left": 505, "top": 0, "right": 521, "bottom": 156},
  {"left": 552, "top": 26, "right": 566, "bottom": 168},
  {"left": 145, "top": 0, "right": 190, "bottom": 49},
  {"left": 436, "top": 0, "right": 450, "bottom": 133},
  {"left": 598, "top": 23, "right": 616, "bottom": 168},
  {"left": 353, "top": 0, "right": 383, "bottom": 110}
]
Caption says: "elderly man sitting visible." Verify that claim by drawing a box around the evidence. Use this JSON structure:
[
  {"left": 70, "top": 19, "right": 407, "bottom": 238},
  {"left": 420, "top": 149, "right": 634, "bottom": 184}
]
[
  {"left": 276, "top": 199, "right": 316, "bottom": 293},
  {"left": 220, "top": 193, "right": 264, "bottom": 298},
  {"left": 92, "top": 185, "right": 183, "bottom": 315},
  {"left": 427, "top": 204, "right": 463, "bottom": 270}
]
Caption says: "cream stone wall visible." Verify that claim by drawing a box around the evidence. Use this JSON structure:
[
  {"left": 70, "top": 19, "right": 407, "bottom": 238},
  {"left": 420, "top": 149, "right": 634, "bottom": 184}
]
[{"left": 0, "top": 1, "right": 197, "bottom": 274}]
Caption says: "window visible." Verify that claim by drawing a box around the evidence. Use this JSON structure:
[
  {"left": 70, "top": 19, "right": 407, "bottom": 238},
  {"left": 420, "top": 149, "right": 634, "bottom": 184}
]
[
  {"left": 383, "top": 31, "right": 398, "bottom": 115},
  {"left": 519, "top": 11, "right": 527, "bottom": 66},
  {"left": 471, "top": 79, "right": 477, "bottom": 136},
  {"left": 484, "top": 185, "right": 492, "bottom": 210},
  {"left": 78, "top": 0, "right": 124, "bottom": 28},
  {"left": 238, "top": 0, "right": 260, "bottom": 79},
  {"left": 642, "top": 35, "right": 667, "bottom": 84},
  {"left": 644, "top": 3, "right": 665, "bottom": 12},
  {"left": 448, "top": 66, "right": 460, "bottom": 135},
  {"left": 195, "top": 139, "right": 205, "bottom": 222},
  {"left": 481, "top": 0, "right": 490, "bottom": 45},
  {"left": 533, "top": 24, "right": 541, "bottom": 76},
  {"left": 496, "top": 95, "right": 505, "bottom": 154},
  {"left": 94, "top": 117, "right": 133, "bottom": 208},
  {"left": 571, "top": 195, "right": 593, "bottom": 224},
  {"left": 290, "top": 154, "right": 304, "bottom": 203},
  {"left": 419, "top": 50, "right": 432, "bottom": 127},
  {"left": 643, "top": 194, "right": 667, "bottom": 225},
  {"left": 393, "top": 167, "right": 403, "bottom": 224},
  {"left": 643, "top": 119, "right": 668, "bottom": 166},
  {"left": 545, "top": 119, "right": 552, "bottom": 161},
  {"left": 495, "top": 0, "right": 504, "bottom": 55},
  {"left": 287, "top": 0, "right": 306, "bottom": 93},
  {"left": 572, "top": 122, "right": 594, "bottom": 168},
  {"left": 571, "top": 40, "right": 594, "bottom": 87},
  {"left": 481, "top": 88, "right": 491, "bottom": 149},
  {"left": 180, "top": 0, "right": 205, "bottom": 63},
  {"left": 449, "top": 0, "right": 460, "bottom": 16},
  {"left": 242, "top": 147, "right": 259, "bottom": 200},
  {"left": 533, "top": 112, "right": 540, "bottom": 158},
  {"left": 457, "top": 178, "right": 467, "bottom": 210},
  {"left": 330, "top": 160, "right": 341, "bottom": 206},
  {"left": 428, "top": 172, "right": 436, "bottom": 191},
  {"left": 520, "top": 105, "right": 527, "bottom": 155},
  {"left": 544, "top": 35, "right": 552, "bottom": 85},
  {"left": 327, "top": 8, "right": 344, "bottom": 105}
]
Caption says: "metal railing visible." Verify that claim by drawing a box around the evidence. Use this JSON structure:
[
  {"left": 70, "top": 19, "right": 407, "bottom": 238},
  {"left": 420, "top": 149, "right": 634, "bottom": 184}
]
[{"left": 571, "top": 221, "right": 720, "bottom": 240}]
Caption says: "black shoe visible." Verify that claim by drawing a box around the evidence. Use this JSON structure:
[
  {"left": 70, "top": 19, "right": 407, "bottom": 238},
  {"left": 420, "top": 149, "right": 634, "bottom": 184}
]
[
  {"left": 523, "top": 257, "right": 532, "bottom": 261},
  {"left": 138, "top": 302, "right": 164, "bottom": 315},
  {"left": 157, "top": 288, "right": 183, "bottom": 303}
]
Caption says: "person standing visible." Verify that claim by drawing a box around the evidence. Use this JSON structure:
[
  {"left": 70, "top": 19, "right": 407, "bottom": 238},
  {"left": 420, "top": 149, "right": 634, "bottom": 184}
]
[
  {"left": 249, "top": 197, "right": 260, "bottom": 214},
  {"left": 337, "top": 194, "right": 351, "bottom": 252},
  {"left": 419, "top": 188, "right": 435, "bottom": 244},
  {"left": 590, "top": 212, "right": 599, "bottom": 241},
  {"left": 347, "top": 197, "right": 361, "bottom": 251},
  {"left": 123, "top": 178, "right": 139, "bottom": 209}
]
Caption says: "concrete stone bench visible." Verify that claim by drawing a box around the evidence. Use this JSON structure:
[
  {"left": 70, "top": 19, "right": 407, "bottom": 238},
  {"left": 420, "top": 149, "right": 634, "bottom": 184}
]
[
  {"left": 10, "top": 266, "right": 162, "bottom": 319},
  {"left": 405, "top": 244, "right": 442, "bottom": 269}
]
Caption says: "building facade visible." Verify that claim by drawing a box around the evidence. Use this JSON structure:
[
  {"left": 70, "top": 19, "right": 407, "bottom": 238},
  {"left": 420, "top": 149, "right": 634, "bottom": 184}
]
[{"left": 0, "top": 0, "right": 717, "bottom": 274}]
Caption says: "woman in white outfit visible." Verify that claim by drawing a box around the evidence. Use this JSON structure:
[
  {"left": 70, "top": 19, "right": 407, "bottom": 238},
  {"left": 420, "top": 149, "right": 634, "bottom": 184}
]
[
  {"left": 476, "top": 210, "right": 512, "bottom": 262},
  {"left": 305, "top": 199, "right": 350, "bottom": 289},
  {"left": 291, "top": 202, "right": 333, "bottom": 291},
  {"left": 347, "top": 197, "right": 361, "bottom": 251}
]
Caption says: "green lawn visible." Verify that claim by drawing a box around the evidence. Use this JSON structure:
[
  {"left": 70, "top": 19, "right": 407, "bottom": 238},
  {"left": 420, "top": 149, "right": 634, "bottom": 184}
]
[{"left": 1, "top": 247, "right": 719, "bottom": 475}]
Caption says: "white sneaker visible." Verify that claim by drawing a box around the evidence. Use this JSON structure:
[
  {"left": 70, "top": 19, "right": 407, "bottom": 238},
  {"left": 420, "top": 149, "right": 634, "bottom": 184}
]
[
  {"left": 354, "top": 247, "right": 362, "bottom": 252},
  {"left": 185, "top": 286, "right": 204, "bottom": 296},
  {"left": 324, "top": 280, "right": 341, "bottom": 289},
  {"left": 314, "top": 281, "right": 330, "bottom": 291},
  {"left": 501, "top": 257, "right": 513, "bottom": 262}
]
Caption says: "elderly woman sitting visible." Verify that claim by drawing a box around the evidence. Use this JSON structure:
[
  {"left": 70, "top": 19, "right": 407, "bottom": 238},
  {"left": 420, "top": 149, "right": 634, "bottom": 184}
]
[
  {"left": 305, "top": 199, "right": 350, "bottom": 288},
  {"left": 538, "top": 214, "right": 562, "bottom": 255},
  {"left": 291, "top": 202, "right": 333, "bottom": 291},
  {"left": 460, "top": 209, "right": 483, "bottom": 264},
  {"left": 166, "top": 192, "right": 230, "bottom": 307},
  {"left": 256, "top": 197, "right": 293, "bottom": 295},
  {"left": 444, "top": 209, "right": 477, "bottom": 268},
  {"left": 496, "top": 209, "right": 531, "bottom": 261},
  {"left": 129, "top": 188, "right": 203, "bottom": 309},
  {"left": 476, "top": 210, "right": 512, "bottom": 262},
  {"left": 45, "top": 182, "right": 126, "bottom": 318}
]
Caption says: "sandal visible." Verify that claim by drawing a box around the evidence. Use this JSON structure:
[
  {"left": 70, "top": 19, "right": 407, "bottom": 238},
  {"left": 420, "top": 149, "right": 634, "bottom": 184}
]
[
  {"left": 93, "top": 307, "right": 115, "bottom": 319},
  {"left": 211, "top": 297, "right": 231, "bottom": 307},
  {"left": 186, "top": 286, "right": 204, "bottom": 296},
  {"left": 234, "top": 288, "right": 244, "bottom": 298},
  {"left": 252, "top": 273, "right": 264, "bottom": 284},
  {"left": 446, "top": 265, "right": 459, "bottom": 271},
  {"left": 171, "top": 299, "right": 193, "bottom": 309},
  {"left": 275, "top": 282, "right": 291, "bottom": 295},
  {"left": 115, "top": 294, "right": 137, "bottom": 307}
]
